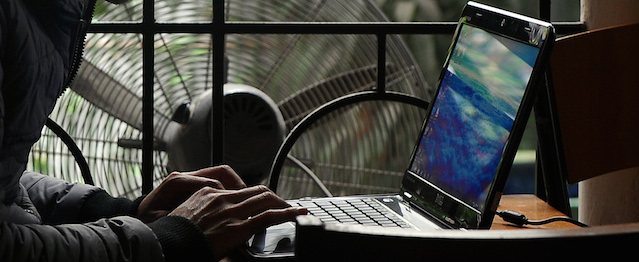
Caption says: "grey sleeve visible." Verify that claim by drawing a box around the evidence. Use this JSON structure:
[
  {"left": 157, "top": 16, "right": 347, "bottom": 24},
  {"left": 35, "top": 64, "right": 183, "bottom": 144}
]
[
  {"left": 9, "top": 173, "right": 165, "bottom": 261},
  {"left": 19, "top": 171, "right": 103, "bottom": 224},
  {"left": 0, "top": 216, "right": 164, "bottom": 262}
]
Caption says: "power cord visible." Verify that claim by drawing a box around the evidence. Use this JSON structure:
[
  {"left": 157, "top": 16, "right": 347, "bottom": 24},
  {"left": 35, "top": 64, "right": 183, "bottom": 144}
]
[
  {"left": 496, "top": 210, "right": 589, "bottom": 228},
  {"left": 286, "top": 154, "right": 333, "bottom": 197}
]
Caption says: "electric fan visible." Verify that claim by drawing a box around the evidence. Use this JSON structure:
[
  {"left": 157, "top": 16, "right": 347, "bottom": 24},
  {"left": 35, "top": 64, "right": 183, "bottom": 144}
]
[{"left": 28, "top": 0, "right": 433, "bottom": 199}]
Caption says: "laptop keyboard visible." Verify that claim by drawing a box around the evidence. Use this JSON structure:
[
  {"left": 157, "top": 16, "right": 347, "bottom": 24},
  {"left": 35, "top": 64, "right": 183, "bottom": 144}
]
[{"left": 289, "top": 198, "right": 412, "bottom": 228}]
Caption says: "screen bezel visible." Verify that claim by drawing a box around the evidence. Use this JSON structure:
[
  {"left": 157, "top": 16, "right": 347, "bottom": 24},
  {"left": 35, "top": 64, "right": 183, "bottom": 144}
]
[{"left": 400, "top": 1, "right": 555, "bottom": 229}]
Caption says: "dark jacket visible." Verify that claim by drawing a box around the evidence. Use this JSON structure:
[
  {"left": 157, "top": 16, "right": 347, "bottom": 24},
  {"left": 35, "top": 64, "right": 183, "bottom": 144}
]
[{"left": 0, "top": 0, "right": 166, "bottom": 260}]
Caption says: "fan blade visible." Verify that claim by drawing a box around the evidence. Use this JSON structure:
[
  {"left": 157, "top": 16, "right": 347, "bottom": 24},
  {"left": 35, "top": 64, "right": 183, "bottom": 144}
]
[
  {"left": 70, "top": 59, "right": 180, "bottom": 144},
  {"left": 278, "top": 64, "right": 403, "bottom": 130}
]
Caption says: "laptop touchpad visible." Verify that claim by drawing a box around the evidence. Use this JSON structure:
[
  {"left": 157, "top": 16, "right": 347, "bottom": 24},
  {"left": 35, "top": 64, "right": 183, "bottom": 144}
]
[{"left": 249, "top": 221, "right": 296, "bottom": 254}]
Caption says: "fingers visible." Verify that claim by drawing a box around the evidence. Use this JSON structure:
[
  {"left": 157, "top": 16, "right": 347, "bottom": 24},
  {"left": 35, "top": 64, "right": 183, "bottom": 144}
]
[
  {"left": 173, "top": 185, "right": 307, "bottom": 259},
  {"left": 223, "top": 185, "right": 284, "bottom": 205},
  {"left": 187, "top": 165, "right": 247, "bottom": 189},
  {"left": 138, "top": 173, "right": 227, "bottom": 223},
  {"left": 197, "top": 185, "right": 304, "bottom": 224},
  {"left": 227, "top": 187, "right": 292, "bottom": 219},
  {"left": 222, "top": 186, "right": 308, "bottom": 226},
  {"left": 166, "top": 172, "right": 226, "bottom": 190}
]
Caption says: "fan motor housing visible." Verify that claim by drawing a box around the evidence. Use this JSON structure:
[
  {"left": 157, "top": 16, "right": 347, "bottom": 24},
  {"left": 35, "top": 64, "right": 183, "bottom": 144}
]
[{"left": 167, "top": 84, "right": 285, "bottom": 185}]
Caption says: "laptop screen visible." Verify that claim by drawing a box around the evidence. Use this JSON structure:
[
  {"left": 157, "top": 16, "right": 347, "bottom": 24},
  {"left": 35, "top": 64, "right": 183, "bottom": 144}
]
[{"left": 407, "top": 23, "right": 540, "bottom": 212}]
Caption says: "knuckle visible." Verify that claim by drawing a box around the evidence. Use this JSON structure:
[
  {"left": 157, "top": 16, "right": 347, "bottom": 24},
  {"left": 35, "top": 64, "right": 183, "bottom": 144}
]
[
  {"left": 255, "top": 191, "right": 286, "bottom": 208},
  {"left": 210, "top": 192, "right": 229, "bottom": 203},
  {"left": 259, "top": 191, "right": 277, "bottom": 200},
  {"left": 210, "top": 179, "right": 224, "bottom": 188},
  {"left": 167, "top": 171, "right": 182, "bottom": 180},
  {"left": 198, "top": 186, "right": 218, "bottom": 195},
  {"left": 254, "top": 184, "right": 270, "bottom": 192},
  {"left": 216, "top": 164, "right": 235, "bottom": 174},
  {"left": 201, "top": 193, "right": 225, "bottom": 209}
]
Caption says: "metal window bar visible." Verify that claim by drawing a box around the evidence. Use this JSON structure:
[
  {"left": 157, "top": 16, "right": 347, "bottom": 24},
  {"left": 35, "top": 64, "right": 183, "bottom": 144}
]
[{"left": 86, "top": 1, "right": 584, "bottom": 194}]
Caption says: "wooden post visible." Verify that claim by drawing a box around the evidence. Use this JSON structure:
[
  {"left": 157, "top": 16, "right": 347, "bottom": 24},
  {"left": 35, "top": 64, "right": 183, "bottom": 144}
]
[{"left": 578, "top": 0, "right": 639, "bottom": 226}]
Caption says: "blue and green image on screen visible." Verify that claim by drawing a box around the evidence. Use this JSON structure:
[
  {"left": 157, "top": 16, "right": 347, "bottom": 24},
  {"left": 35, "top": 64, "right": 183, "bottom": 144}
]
[{"left": 410, "top": 24, "right": 540, "bottom": 210}]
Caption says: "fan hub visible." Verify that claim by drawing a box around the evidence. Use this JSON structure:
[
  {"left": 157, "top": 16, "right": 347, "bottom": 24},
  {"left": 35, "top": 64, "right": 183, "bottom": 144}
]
[{"left": 167, "top": 84, "right": 285, "bottom": 185}]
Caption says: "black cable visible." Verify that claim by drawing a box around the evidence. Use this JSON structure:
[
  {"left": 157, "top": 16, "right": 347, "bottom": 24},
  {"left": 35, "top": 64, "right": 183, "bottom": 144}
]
[
  {"left": 46, "top": 118, "right": 94, "bottom": 185},
  {"left": 286, "top": 154, "right": 333, "bottom": 197},
  {"left": 496, "top": 210, "right": 589, "bottom": 228}
]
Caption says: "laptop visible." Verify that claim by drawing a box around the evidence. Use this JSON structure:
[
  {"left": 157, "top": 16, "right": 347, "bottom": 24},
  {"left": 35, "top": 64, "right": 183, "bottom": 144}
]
[{"left": 243, "top": 1, "right": 555, "bottom": 259}]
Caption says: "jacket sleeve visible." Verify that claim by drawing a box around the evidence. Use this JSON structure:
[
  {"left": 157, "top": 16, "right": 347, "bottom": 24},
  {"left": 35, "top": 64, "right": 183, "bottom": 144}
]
[
  {"left": 20, "top": 171, "right": 104, "bottom": 224},
  {"left": 17, "top": 173, "right": 214, "bottom": 261},
  {"left": 9, "top": 172, "right": 165, "bottom": 261},
  {"left": 0, "top": 216, "right": 165, "bottom": 262}
]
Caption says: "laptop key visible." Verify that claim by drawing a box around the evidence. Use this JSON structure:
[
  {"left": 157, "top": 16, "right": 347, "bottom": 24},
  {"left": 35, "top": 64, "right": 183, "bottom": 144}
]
[
  {"left": 320, "top": 217, "right": 338, "bottom": 224},
  {"left": 339, "top": 207, "right": 358, "bottom": 213},
  {"left": 330, "top": 200, "right": 349, "bottom": 206},
  {"left": 338, "top": 218, "right": 356, "bottom": 224},
  {"left": 296, "top": 198, "right": 407, "bottom": 228},
  {"left": 298, "top": 201, "right": 318, "bottom": 208},
  {"left": 307, "top": 207, "right": 323, "bottom": 213},
  {"left": 356, "top": 218, "right": 376, "bottom": 225},
  {"left": 350, "top": 213, "right": 368, "bottom": 219}
]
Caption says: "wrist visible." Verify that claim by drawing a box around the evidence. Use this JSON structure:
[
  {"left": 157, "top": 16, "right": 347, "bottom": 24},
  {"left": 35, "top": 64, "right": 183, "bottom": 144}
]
[
  {"left": 147, "top": 216, "right": 215, "bottom": 261},
  {"left": 79, "top": 190, "right": 144, "bottom": 222}
]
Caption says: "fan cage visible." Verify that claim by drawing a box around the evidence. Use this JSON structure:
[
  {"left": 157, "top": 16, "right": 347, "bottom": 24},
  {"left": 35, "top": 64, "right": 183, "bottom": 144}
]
[{"left": 278, "top": 100, "right": 426, "bottom": 199}]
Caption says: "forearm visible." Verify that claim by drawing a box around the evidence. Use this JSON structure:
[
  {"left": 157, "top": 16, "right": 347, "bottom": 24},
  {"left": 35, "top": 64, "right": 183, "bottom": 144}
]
[
  {"left": 80, "top": 185, "right": 215, "bottom": 261},
  {"left": 0, "top": 216, "right": 164, "bottom": 262},
  {"left": 79, "top": 190, "right": 145, "bottom": 222},
  {"left": 20, "top": 172, "right": 144, "bottom": 223},
  {"left": 20, "top": 172, "right": 102, "bottom": 224},
  {"left": 82, "top": 192, "right": 216, "bottom": 261}
]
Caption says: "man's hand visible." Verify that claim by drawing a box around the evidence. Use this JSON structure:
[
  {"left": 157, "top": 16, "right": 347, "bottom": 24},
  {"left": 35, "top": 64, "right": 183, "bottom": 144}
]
[
  {"left": 137, "top": 165, "right": 247, "bottom": 223},
  {"left": 169, "top": 185, "right": 307, "bottom": 260}
]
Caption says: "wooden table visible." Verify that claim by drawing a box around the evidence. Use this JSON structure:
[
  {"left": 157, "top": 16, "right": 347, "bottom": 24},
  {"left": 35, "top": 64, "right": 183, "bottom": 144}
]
[{"left": 492, "top": 194, "right": 579, "bottom": 229}]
